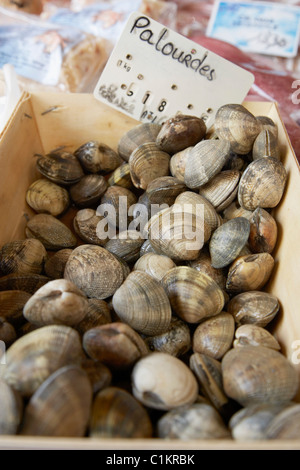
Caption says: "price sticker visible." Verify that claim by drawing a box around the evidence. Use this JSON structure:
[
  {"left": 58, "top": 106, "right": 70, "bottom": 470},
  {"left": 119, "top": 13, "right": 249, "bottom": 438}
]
[{"left": 94, "top": 12, "right": 254, "bottom": 128}]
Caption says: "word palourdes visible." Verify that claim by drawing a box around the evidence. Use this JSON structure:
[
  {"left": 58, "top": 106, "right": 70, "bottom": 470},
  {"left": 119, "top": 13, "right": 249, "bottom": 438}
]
[{"left": 130, "top": 16, "right": 216, "bottom": 81}]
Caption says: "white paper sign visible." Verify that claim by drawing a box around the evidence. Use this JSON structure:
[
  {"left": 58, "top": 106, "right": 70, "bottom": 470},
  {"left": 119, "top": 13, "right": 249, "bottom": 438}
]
[
  {"left": 94, "top": 12, "right": 254, "bottom": 128},
  {"left": 207, "top": 0, "right": 300, "bottom": 58}
]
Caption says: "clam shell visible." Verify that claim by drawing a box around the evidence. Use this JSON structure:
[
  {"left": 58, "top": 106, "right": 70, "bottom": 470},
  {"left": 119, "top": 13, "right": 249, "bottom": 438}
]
[
  {"left": 44, "top": 249, "right": 72, "bottom": 279},
  {"left": 112, "top": 271, "right": 172, "bottom": 336},
  {"left": 222, "top": 346, "right": 299, "bottom": 406},
  {"left": 0, "top": 317, "right": 16, "bottom": 346},
  {"left": 26, "top": 178, "right": 70, "bottom": 216},
  {"left": 89, "top": 387, "right": 153, "bottom": 438},
  {"left": 184, "top": 139, "right": 231, "bottom": 189},
  {"left": 256, "top": 115, "right": 278, "bottom": 138},
  {"left": 129, "top": 142, "right": 170, "bottom": 190},
  {"left": 252, "top": 129, "right": 280, "bottom": 160},
  {"left": 83, "top": 322, "right": 148, "bottom": 370},
  {"left": 238, "top": 157, "right": 287, "bottom": 211},
  {"left": 222, "top": 201, "right": 253, "bottom": 221},
  {"left": 192, "top": 312, "right": 235, "bottom": 360},
  {"left": 74, "top": 141, "right": 122, "bottom": 173},
  {"left": 248, "top": 207, "right": 277, "bottom": 253},
  {"left": 145, "top": 317, "right": 191, "bottom": 357},
  {"left": 75, "top": 299, "right": 111, "bottom": 335},
  {"left": 133, "top": 253, "right": 176, "bottom": 282},
  {"left": 170, "top": 147, "right": 192, "bottom": 182},
  {"left": 199, "top": 170, "right": 240, "bottom": 212},
  {"left": 188, "top": 250, "right": 226, "bottom": 290},
  {"left": 0, "top": 325, "right": 83, "bottom": 397},
  {"left": 81, "top": 358, "right": 112, "bottom": 394},
  {"left": 229, "top": 403, "right": 289, "bottom": 440},
  {"left": 157, "top": 403, "right": 230, "bottom": 440},
  {"left": 25, "top": 214, "right": 77, "bottom": 251},
  {"left": 227, "top": 291, "right": 280, "bottom": 327},
  {"left": 156, "top": 114, "right": 206, "bottom": 154},
  {"left": 146, "top": 176, "right": 187, "bottom": 206},
  {"left": 69, "top": 174, "right": 108, "bottom": 207},
  {"left": 0, "top": 290, "right": 31, "bottom": 326},
  {"left": 118, "top": 123, "right": 161, "bottom": 161},
  {"left": 175, "top": 191, "right": 221, "bottom": 232},
  {"left": 226, "top": 253, "right": 275, "bottom": 292},
  {"left": 37, "top": 151, "right": 84, "bottom": 185},
  {"left": 0, "top": 274, "right": 50, "bottom": 294},
  {"left": 266, "top": 403, "right": 300, "bottom": 439},
  {"left": 209, "top": 217, "right": 250, "bottom": 269},
  {"left": 73, "top": 208, "right": 107, "bottom": 246},
  {"left": 0, "top": 380, "right": 23, "bottom": 435},
  {"left": 139, "top": 239, "right": 158, "bottom": 257},
  {"left": 20, "top": 365, "right": 92, "bottom": 436},
  {"left": 0, "top": 239, "right": 47, "bottom": 276},
  {"left": 161, "top": 266, "right": 225, "bottom": 324},
  {"left": 214, "top": 104, "right": 260, "bottom": 154},
  {"left": 107, "top": 162, "right": 132, "bottom": 188},
  {"left": 105, "top": 230, "right": 144, "bottom": 263},
  {"left": 189, "top": 353, "right": 231, "bottom": 418},
  {"left": 64, "top": 244, "right": 124, "bottom": 300},
  {"left": 131, "top": 352, "right": 198, "bottom": 410},
  {"left": 100, "top": 185, "right": 137, "bottom": 230},
  {"left": 147, "top": 202, "right": 209, "bottom": 261},
  {"left": 23, "top": 279, "right": 89, "bottom": 327},
  {"left": 233, "top": 324, "right": 281, "bottom": 350}
]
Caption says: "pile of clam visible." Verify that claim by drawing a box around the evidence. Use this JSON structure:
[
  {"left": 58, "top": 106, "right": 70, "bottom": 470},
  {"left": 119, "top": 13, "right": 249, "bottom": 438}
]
[{"left": 0, "top": 103, "right": 299, "bottom": 441}]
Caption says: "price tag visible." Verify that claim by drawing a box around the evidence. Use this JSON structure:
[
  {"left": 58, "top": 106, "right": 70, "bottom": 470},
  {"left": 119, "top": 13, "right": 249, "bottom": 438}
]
[
  {"left": 207, "top": 0, "right": 300, "bottom": 58},
  {"left": 94, "top": 12, "right": 254, "bottom": 128}
]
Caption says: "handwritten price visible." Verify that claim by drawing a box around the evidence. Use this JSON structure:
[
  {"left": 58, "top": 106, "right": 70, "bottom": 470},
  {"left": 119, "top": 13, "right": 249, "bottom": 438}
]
[{"left": 249, "top": 30, "right": 287, "bottom": 50}]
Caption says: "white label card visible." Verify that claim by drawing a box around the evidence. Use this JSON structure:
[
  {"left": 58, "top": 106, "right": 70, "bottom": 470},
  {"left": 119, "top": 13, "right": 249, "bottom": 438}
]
[
  {"left": 94, "top": 12, "right": 254, "bottom": 128},
  {"left": 207, "top": 1, "right": 300, "bottom": 58}
]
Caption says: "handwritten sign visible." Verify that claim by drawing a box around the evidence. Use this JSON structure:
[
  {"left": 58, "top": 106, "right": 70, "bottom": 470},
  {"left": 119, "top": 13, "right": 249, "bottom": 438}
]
[
  {"left": 94, "top": 12, "right": 254, "bottom": 128},
  {"left": 207, "top": 0, "right": 300, "bottom": 58}
]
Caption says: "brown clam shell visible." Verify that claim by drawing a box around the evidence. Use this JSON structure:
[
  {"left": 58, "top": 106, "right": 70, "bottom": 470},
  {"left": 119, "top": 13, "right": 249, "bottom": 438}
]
[
  {"left": 64, "top": 244, "right": 124, "bottom": 300},
  {"left": 222, "top": 346, "right": 299, "bottom": 407},
  {"left": 74, "top": 141, "right": 122, "bottom": 173},
  {"left": 156, "top": 114, "right": 206, "bottom": 154},
  {"left": 0, "top": 239, "right": 47, "bottom": 276},
  {"left": 118, "top": 123, "right": 161, "bottom": 161},
  {"left": 20, "top": 365, "right": 92, "bottom": 437},
  {"left": 89, "top": 387, "right": 153, "bottom": 438}
]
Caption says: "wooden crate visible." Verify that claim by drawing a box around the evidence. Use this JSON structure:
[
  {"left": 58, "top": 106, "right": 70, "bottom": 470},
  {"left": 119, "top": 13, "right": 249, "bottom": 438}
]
[{"left": 0, "top": 92, "right": 299, "bottom": 450}]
